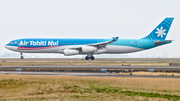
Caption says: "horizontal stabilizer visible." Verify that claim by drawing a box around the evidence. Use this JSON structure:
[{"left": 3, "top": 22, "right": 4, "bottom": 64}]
[{"left": 154, "top": 40, "right": 172, "bottom": 45}]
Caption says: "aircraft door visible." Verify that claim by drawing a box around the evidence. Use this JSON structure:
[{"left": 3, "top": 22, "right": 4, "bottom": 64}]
[{"left": 138, "top": 40, "right": 142, "bottom": 47}]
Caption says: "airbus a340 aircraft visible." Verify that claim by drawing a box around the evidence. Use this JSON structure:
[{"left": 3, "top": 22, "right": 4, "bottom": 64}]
[{"left": 5, "top": 17, "right": 174, "bottom": 60}]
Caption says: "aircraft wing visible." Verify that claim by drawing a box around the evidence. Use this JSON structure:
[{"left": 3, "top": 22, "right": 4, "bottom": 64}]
[
  {"left": 89, "top": 36, "right": 119, "bottom": 47},
  {"left": 68, "top": 36, "right": 119, "bottom": 50}
]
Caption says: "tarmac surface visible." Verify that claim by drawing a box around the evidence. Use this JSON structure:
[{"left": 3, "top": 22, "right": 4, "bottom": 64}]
[
  {"left": 0, "top": 65, "right": 180, "bottom": 78},
  {"left": 0, "top": 71, "right": 180, "bottom": 78},
  {"left": 1, "top": 58, "right": 180, "bottom": 78},
  {"left": 1, "top": 65, "right": 180, "bottom": 68},
  {"left": 0, "top": 65, "right": 180, "bottom": 72}
]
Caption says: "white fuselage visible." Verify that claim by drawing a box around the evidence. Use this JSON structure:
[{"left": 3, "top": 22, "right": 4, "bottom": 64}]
[{"left": 5, "top": 45, "right": 144, "bottom": 54}]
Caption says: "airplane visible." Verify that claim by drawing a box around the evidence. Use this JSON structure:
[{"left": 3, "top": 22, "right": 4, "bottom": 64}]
[{"left": 5, "top": 17, "right": 174, "bottom": 60}]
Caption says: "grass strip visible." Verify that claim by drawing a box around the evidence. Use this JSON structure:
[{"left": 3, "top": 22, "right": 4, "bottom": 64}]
[{"left": 80, "top": 86, "right": 180, "bottom": 100}]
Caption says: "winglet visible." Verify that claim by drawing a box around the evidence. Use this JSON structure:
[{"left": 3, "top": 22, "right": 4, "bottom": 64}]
[{"left": 112, "top": 37, "right": 119, "bottom": 41}]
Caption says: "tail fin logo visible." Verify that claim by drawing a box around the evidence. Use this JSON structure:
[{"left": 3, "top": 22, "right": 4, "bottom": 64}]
[
  {"left": 155, "top": 26, "right": 166, "bottom": 38},
  {"left": 142, "top": 17, "right": 174, "bottom": 42}
]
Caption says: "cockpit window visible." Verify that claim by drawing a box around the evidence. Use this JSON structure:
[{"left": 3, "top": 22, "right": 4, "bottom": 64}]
[{"left": 9, "top": 42, "right": 13, "bottom": 44}]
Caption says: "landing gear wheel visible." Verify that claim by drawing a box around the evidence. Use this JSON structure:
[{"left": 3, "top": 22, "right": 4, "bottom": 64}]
[
  {"left": 20, "top": 56, "right": 24, "bottom": 59},
  {"left": 85, "top": 56, "right": 89, "bottom": 60},
  {"left": 90, "top": 56, "right": 95, "bottom": 60}
]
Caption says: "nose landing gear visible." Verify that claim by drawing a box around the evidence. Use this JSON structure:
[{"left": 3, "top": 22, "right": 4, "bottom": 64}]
[{"left": 20, "top": 53, "right": 24, "bottom": 59}]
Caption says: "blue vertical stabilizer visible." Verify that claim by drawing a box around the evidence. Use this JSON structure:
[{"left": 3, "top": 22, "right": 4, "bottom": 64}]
[{"left": 142, "top": 17, "right": 174, "bottom": 42}]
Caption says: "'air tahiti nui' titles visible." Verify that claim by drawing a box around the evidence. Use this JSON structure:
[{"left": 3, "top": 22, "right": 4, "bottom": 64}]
[{"left": 18, "top": 41, "right": 58, "bottom": 46}]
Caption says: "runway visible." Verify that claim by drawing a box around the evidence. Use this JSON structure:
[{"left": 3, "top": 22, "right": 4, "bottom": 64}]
[
  {"left": 0, "top": 65, "right": 180, "bottom": 72},
  {"left": 0, "top": 71, "right": 180, "bottom": 78},
  {"left": 0, "top": 65, "right": 180, "bottom": 78},
  {"left": 1, "top": 65, "right": 180, "bottom": 68}
]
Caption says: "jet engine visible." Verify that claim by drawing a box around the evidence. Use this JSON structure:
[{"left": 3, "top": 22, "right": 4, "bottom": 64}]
[
  {"left": 82, "top": 46, "right": 97, "bottom": 53},
  {"left": 63, "top": 49, "right": 79, "bottom": 56}
]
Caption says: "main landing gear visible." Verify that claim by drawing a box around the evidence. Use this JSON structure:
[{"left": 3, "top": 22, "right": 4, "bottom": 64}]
[
  {"left": 20, "top": 53, "right": 24, "bottom": 59},
  {"left": 85, "top": 55, "right": 95, "bottom": 60}
]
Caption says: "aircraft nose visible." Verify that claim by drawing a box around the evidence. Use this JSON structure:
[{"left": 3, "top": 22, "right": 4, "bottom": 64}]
[
  {"left": 5, "top": 45, "right": 12, "bottom": 50},
  {"left": 5, "top": 45, "right": 18, "bottom": 51},
  {"left": 5, "top": 45, "right": 9, "bottom": 49}
]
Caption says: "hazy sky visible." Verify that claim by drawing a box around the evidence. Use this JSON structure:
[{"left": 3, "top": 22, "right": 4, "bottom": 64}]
[{"left": 0, "top": 0, "right": 180, "bottom": 58}]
